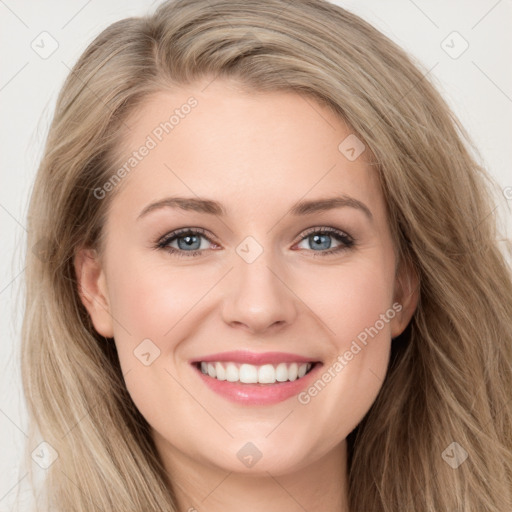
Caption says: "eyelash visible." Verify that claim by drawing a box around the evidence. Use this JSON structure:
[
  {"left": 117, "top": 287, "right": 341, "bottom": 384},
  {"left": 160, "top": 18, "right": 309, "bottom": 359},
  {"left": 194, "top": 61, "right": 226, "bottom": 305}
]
[{"left": 155, "top": 226, "right": 355, "bottom": 259}]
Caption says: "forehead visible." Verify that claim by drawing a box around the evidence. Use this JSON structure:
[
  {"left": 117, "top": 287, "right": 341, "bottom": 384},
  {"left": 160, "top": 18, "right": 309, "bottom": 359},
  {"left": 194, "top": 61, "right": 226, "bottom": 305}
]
[{"left": 109, "top": 79, "right": 384, "bottom": 220}]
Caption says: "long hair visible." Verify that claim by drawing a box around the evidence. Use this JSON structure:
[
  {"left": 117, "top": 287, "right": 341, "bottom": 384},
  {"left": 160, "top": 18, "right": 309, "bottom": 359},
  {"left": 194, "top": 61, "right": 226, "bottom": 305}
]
[{"left": 21, "top": 0, "right": 512, "bottom": 510}]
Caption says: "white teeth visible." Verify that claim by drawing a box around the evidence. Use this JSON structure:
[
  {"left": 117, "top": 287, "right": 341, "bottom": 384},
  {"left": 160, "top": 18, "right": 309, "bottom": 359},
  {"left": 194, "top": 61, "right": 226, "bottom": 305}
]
[
  {"left": 200, "top": 361, "right": 313, "bottom": 384},
  {"left": 288, "top": 363, "right": 298, "bottom": 381},
  {"left": 258, "top": 364, "right": 276, "bottom": 384},
  {"left": 225, "top": 362, "right": 239, "bottom": 382},
  {"left": 239, "top": 364, "right": 258, "bottom": 383},
  {"left": 275, "top": 362, "right": 288, "bottom": 382},
  {"left": 215, "top": 362, "right": 226, "bottom": 381},
  {"left": 207, "top": 364, "right": 217, "bottom": 378}
]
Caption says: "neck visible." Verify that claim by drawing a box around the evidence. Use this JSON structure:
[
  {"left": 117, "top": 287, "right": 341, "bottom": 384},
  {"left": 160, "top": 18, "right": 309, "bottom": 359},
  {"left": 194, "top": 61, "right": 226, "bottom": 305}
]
[{"left": 155, "top": 434, "right": 350, "bottom": 512}]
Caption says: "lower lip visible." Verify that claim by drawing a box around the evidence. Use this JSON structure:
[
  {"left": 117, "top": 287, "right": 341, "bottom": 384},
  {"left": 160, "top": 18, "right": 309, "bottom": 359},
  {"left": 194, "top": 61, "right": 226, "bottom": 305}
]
[{"left": 192, "top": 363, "right": 322, "bottom": 405}]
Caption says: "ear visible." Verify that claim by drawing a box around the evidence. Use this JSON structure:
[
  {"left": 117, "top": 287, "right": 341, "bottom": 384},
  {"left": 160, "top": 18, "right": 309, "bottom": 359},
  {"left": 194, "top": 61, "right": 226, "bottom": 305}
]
[
  {"left": 390, "top": 258, "right": 419, "bottom": 338},
  {"left": 74, "top": 248, "right": 114, "bottom": 338}
]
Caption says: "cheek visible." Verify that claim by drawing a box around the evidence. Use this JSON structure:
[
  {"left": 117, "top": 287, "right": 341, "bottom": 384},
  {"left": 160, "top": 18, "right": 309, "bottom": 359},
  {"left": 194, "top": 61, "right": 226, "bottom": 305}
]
[
  {"left": 107, "top": 255, "right": 206, "bottom": 332},
  {"left": 298, "top": 257, "right": 396, "bottom": 344},
  {"left": 293, "top": 259, "right": 395, "bottom": 434},
  {"left": 104, "top": 257, "right": 205, "bottom": 429}
]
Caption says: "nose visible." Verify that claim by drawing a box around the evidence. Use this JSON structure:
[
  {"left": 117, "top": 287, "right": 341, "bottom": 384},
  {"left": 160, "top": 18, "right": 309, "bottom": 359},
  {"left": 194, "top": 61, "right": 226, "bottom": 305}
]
[{"left": 221, "top": 249, "right": 298, "bottom": 334}]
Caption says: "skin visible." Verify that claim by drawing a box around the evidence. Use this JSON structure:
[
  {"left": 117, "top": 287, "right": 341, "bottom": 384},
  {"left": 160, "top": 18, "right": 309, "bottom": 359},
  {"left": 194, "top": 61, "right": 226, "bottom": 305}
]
[{"left": 75, "top": 78, "right": 418, "bottom": 512}]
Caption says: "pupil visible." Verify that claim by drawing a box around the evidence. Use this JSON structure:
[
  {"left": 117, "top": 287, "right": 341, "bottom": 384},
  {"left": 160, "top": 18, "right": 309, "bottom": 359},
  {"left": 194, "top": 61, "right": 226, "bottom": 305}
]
[
  {"left": 312, "top": 234, "right": 331, "bottom": 250},
  {"left": 179, "top": 235, "right": 200, "bottom": 250}
]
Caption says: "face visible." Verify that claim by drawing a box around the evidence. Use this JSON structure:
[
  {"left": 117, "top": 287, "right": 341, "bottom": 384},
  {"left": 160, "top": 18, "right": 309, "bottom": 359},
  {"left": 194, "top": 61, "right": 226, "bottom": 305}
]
[{"left": 76, "top": 78, "right": 418, "bottom": 478}]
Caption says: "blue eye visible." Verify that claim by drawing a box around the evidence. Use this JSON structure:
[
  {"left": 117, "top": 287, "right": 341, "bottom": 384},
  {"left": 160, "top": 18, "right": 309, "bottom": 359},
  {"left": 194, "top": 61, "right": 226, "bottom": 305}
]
[
  {"left": 296, "top": 227, "right": 354, "bottom": 256},
  {"left": 155, "top": 227, "right": 355, "bottom": 258},
  {"left": 156, "top": 227, "right": 214, "bottom": 258}
]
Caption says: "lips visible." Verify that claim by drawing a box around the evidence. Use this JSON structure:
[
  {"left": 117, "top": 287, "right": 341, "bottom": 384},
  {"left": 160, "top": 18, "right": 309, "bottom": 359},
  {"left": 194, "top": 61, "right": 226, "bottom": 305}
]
[
  {"left": 190, "top": 350, "right": 317, "bottom": 365},
  {"left": 190, "top": 350, "right": 323, "bottom": 405}
]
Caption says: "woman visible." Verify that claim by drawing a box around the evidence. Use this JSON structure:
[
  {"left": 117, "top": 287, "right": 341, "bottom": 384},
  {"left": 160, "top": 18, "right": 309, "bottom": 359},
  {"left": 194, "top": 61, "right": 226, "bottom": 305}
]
[{"left": 21, "top": 0, "right": 512, "bottom": 511}]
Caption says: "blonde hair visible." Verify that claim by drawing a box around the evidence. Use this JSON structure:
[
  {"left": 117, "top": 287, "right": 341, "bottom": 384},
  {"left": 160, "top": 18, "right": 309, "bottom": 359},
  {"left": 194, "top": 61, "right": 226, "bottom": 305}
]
[{"left": 21, "top": 0, "right": 512, "bottom": 510}]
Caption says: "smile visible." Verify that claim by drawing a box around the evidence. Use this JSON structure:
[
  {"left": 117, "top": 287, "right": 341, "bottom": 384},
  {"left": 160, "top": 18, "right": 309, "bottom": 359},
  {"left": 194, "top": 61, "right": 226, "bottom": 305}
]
[
  {"left": 190, "top": 351, "right": 323, "bottom": 405},
  {"left": 196, "top": 361, "right": 314, "bottom": 384}
]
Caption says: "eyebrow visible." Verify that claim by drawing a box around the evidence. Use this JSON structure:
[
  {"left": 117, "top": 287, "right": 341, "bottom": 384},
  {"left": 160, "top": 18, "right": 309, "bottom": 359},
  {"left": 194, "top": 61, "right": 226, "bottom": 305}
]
[{"left": 137, "top": 195, "right": 373, "bottom": 221}]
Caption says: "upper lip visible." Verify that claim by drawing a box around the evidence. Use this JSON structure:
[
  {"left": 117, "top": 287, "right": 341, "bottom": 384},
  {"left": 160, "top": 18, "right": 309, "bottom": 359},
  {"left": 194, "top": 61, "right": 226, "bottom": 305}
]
[{"left": 190, "top": 350, "right": 320, "bottom": 365}]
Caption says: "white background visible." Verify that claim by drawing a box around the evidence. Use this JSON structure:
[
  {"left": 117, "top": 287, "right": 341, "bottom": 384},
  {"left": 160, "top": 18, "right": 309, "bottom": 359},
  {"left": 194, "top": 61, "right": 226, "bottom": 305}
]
[{"left": 1, "top": 0, "right": 511, "bottom": 510}]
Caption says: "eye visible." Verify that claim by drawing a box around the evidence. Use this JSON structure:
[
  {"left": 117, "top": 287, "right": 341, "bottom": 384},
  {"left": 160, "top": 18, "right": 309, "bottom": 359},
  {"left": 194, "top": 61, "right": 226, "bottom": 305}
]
[
  {"left": 155, "top": 226, "right": 355, "bottom": 258},
  {"left": 294, "top": 227, "right": 355, "bottom": 257},
  {"left": 155, "top": 227, "right": 218, "bottom": 258}
]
